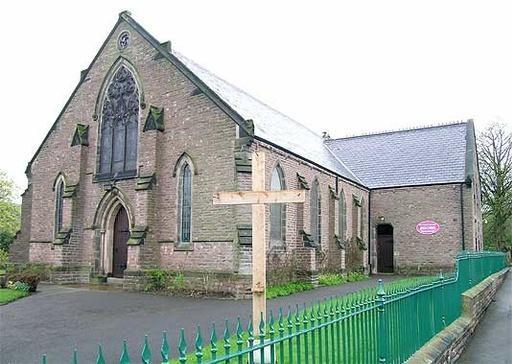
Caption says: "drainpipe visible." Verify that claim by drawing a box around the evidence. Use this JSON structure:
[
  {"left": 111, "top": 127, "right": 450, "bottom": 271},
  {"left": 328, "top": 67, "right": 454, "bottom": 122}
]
[
  {"left": 368, "top": 190, "right": 372, "bottom": 274},
  {"left": 460, "top": 184, "right": 466, "bottom": 251}
]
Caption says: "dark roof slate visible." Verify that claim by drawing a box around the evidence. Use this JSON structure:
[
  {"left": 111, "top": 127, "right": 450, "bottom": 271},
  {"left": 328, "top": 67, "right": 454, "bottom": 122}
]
[
  {"left": 170, "top": 51, "right": 362, "bottom": 184},
  {"left": 325, "top": 122, "right": 470, "bottom": 189}
]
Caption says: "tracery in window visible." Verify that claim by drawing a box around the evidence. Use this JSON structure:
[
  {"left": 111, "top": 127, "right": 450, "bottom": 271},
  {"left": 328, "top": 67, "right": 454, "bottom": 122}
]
[{"left": 99, "top": 65, "right": 139, "bottom": 178}]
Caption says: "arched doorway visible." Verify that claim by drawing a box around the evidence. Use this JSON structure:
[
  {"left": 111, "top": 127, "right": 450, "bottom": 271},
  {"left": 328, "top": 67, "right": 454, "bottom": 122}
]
[
  {"left": 112, "top": 207, "right": 129, "bottom": 277},
  {"left": 377, "top": 224, "right": 394, "bottom": 273}
]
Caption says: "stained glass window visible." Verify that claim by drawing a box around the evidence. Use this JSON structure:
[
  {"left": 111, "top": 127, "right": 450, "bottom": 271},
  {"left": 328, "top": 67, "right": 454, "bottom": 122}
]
[
  {"left": 54, "top": 179, "right": 64, "bottom": 237},
  {"left": 99, "top": 65, "right": 139, "bottom": 178},
  {"left": 270, "top": 166, "right": 286, "bottom": 247},
  {"left": 180, "top": 163, "right": 192, "bottom": 243},
  {"left": 310, "top": 179, "right": 321, "bottom": 246}
]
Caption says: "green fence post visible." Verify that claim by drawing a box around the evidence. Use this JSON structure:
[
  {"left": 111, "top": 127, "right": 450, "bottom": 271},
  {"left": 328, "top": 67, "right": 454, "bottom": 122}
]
[{"left": 376, "top": 279, "right": 388, "bottom": 363}]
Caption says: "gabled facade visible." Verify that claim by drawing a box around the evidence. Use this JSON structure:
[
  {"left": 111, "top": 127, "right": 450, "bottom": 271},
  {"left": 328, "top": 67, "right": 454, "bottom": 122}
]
[
  {"left": 10, "top": 12, "right": 369, "bottom": 294},
  {"left": 10, "top": 12, "right": 482, "bottom": 294}
]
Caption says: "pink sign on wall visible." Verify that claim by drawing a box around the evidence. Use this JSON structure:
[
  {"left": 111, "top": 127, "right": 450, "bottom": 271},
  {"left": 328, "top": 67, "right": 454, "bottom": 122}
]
[{"left": 416, "top": 220, "right": 440, "bottom": 235}]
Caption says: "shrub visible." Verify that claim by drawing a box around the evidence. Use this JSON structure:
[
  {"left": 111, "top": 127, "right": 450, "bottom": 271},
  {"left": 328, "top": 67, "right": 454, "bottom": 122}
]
[
  {"left": 169, "top": 272, "right": 185, "bottom": 291},
  {"left": 7, "top": 272, "right": 40, "bottom": 292},
  {"left": 266, "top": 281, "right": 314, "bottom": 299},
  {"left": 0, "top": 248, "right": 8, "bottom": 266},
  {"left": 144, "top": 268, "right": 169, "bottom": 291},
  {"left": 318, "top": 272, "right": 345, "bottom": 286},
  {"left": 8, "top": 281, "right": 30, "bottom": 293},
  {"left": 346, "top": 271, "right": 367, "bottom": 282}
]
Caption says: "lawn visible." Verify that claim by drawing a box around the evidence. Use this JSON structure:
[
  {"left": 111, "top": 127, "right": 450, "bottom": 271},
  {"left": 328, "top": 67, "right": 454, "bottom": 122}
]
[{"left": 0, "top": 288, "right": 29, "bottom": 305}]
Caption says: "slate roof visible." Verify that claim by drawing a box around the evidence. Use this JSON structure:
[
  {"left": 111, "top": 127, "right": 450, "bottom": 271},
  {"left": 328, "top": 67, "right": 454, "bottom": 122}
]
[
  {"left": 325, "top": 122, "right": 470, "bottom": 189},
  {"left": 171, "top": 51, "right": 362, "bottom": 184}
]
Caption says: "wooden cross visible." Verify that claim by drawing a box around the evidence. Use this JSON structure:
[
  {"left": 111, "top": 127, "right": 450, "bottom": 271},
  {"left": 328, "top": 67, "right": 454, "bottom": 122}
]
[{"left": 213, "top": 151, "right": 306, "bottom": 333}]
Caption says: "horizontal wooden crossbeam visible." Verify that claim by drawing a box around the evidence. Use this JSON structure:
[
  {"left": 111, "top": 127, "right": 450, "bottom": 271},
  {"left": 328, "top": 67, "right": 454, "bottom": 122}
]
[{"left": 212, "top": 190, "right": 306, "bottom": 205}]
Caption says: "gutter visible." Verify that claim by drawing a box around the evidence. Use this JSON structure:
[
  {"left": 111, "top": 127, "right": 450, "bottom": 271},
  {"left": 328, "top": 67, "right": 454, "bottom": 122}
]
[
  {"left": 460, "top": 183, "right": 466, "bottom": 251},
  {"left": 368, "top": 190, "right": 372, "bottom": 273}
]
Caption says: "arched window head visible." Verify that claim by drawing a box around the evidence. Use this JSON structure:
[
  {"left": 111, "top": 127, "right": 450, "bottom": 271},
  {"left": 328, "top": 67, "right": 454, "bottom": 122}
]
[
  {"left": 179, "top": 162, "right": 192, "bottom": 243},
  {"left": 339, "top": 190, "right": 346, "bottom": 240},
  {"left": 270, "top": 165, "right": 286, "bottom": 247},
  {"left": 99, "top": 65, "right": 139, "bottom": 178},
  {"left": 54, "top": 178, "right": 65, "bottom": 237},
  {"left": 310, "top": 178, "right": 321, "bottom": 246}
]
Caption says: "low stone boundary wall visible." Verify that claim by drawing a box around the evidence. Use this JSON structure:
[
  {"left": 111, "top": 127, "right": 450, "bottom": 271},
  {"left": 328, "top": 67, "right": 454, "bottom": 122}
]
[
  {"left": 408, "top": 267, "right": 510, "bottom": 363},
  {"left": 124, "top": 270, "right": 252, "bottom": 298}
]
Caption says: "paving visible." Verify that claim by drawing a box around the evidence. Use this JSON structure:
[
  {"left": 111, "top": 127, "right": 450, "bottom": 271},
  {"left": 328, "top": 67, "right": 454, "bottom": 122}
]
[
  {"left": 457, "top": 273, "right": 512, "bottom": 364},
  {"left": 0, "top": 275, "right": 397, "bottom": 363}
]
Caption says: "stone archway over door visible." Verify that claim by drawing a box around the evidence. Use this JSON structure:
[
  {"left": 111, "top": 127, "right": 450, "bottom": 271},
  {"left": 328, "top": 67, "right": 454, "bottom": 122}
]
[
  {"left": 112, "top": 207, "right": 129, "bottom": 278},
  {"left": 377, "top": 224, "right": 394, "bottom": 273}
]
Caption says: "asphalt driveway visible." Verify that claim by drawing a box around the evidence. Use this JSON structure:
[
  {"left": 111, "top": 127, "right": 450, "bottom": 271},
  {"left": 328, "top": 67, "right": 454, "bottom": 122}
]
[{"left": 0, "top": 276, "right": 397, "bottom": 363}]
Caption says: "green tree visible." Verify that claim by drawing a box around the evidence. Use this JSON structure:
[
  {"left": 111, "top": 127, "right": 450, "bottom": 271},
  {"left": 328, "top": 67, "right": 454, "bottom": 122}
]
[
  {"left": 478, "top": 123, "right": 512, "bottom": 251},
  {"left": 0, "top": 170, "right": 21, "bottom": 252}
]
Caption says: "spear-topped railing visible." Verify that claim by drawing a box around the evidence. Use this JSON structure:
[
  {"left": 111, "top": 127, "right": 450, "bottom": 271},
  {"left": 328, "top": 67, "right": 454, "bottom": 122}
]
[{"left": 39, "top": 251, "right": 507, "bottom": 363}]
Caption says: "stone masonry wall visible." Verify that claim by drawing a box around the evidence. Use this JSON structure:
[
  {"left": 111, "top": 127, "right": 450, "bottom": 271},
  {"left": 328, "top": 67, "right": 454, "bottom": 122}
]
[
  {"left": 235, "top": 142, "right": 370, "bottom": 284},
  {"left": 370, "top": 184, "right": 465, "bottom": 274},
  {"left": 408, "top": 268, "right": 509, "bottom": 364},
  {"left": 10, "top": 19, "right": 239, "bottom": 283}
]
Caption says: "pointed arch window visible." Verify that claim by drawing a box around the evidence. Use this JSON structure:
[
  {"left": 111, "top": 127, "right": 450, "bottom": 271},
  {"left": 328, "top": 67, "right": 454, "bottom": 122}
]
[
  {"left": 270, "top": 165, "right": 286, "bottom": 247},
  {"left": 179, "top": 163, "right": 192, "bottom": 243},
  {"left": 310, "top": 179, "right": 321, "bottom": 246},
  {"left": 98, "top": 65, "right": 139, "bottom": 179},
  {"left": 54, "top": 178, "right": 65, "bottom": 237},
  {"left": 339, "top": 190, "right": 347, "bottom": 240}
]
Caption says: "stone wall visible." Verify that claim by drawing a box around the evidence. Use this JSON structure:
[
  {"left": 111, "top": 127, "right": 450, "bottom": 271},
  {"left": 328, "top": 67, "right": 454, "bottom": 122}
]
[
  {"left": 370, "top": 184, "right": 467, "bottom": 274},
  {"left": 8, "top": 16, "right": 370, "bottom": 294},
  {"left": 408, "top": 268, "right": 509, "bottom": 364}
]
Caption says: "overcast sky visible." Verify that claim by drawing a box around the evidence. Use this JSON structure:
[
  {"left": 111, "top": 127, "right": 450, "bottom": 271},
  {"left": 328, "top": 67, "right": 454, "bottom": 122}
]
[{"left": 1, "top": 1, "right": 511, "bottom": 191}]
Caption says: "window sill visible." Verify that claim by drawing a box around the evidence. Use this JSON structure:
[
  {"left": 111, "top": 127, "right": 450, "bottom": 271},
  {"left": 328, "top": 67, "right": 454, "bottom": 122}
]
[
  {"left": 174, "top": 242, "right": 193, "bottom": 251},
  {"left": 94, "top": 170, "right": 138, "bottom": 183}
]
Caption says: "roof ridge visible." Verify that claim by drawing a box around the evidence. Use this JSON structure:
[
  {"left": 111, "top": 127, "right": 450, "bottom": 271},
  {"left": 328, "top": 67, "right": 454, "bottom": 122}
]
[
  {"left": 328, "top": 120, "right": 470, "bottom": 141},
  {"left": 172, "top": 50, "right": 324, "bottom": 140}
]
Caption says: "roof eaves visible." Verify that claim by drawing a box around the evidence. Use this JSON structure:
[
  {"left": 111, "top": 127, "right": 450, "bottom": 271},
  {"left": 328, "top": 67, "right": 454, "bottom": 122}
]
[{"left": 370, "top": 180, "right": 466, "bottom": 191}]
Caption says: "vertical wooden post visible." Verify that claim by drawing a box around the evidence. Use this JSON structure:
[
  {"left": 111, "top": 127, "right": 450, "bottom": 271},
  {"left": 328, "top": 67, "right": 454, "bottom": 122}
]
[{"left": 252, "top": 151, "right": 266, "bottom": 334}]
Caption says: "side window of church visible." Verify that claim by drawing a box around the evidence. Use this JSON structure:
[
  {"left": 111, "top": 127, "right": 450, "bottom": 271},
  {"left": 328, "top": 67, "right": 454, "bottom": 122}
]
[
  {"left": 54, "top": 179, "right": 65, "bottom": 237},
  {"left": 310, "top": 179, "right": 321, "bottom": 245},
  {"left": 99, "top": 65, "right": 140, "bottom": 178},
  {"left": 352, "top": 196, "right": 363, "bottom": 240},
  {"left": 179, "top": 163, "right": 192, "bottom": 243},
  {"left": 339, "top": 190, "right": 346, "bottom": 239},
  {"left": 270, "top": 165, "right": 286, "bottom": 247}
]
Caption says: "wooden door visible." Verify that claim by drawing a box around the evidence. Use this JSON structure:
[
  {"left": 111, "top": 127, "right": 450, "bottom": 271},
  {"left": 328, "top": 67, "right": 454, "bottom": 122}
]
[
  {"left": 377, "top": 224, "right": 394, "bottom": 273},
  {"left": 112, "top": 207, "right": 129, "bottom": 278}
]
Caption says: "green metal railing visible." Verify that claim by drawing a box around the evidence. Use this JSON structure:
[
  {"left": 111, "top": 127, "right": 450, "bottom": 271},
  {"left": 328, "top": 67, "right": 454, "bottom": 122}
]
[{"left": 40, "top": 251, "right": 507, "bottom": 364}]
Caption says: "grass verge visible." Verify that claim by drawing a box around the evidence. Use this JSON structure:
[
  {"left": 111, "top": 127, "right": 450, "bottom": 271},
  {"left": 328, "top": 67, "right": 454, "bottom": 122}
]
[{"left": 0, "top": 288, "right": 29, "bottom": 305}]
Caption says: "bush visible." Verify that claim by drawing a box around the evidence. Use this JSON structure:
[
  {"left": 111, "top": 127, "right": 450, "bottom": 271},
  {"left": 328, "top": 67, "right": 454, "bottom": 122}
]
[
  {"left": 266, "top": 281, "right": 314, "bottom": 299},
  {"left": 346, "top": 271, "right": 367, "bottom": 282},
  {"left": 318, "top": 271, "right": 368, "bottom": 286},
  {"left": 144, "top": 268, "right": 169, "bottom": 291},
  {"left": 318, "top": 273, "right": 344, "bottom": 286},
  {"left": 7, "top": 272, "right": 40, "bottom": 292},
  {"left": 144, "top": 269, "right": 187, "bottom": 293},
  {"left": 8, "top": 281, "right": 30, "bottom": 293}
]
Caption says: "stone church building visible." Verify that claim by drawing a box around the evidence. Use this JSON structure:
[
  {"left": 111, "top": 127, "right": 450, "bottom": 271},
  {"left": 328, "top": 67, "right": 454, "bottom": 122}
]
[{"left": 10, "top": 12, "right": 483, "bottom": 295}]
